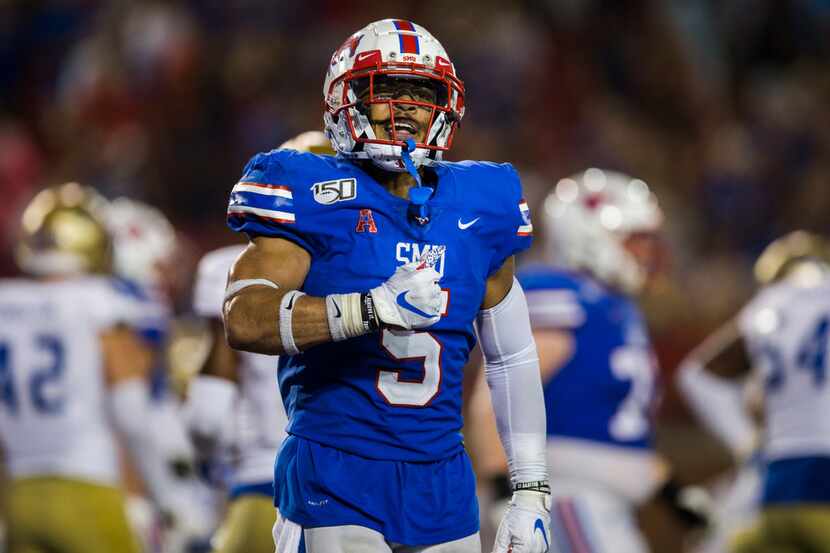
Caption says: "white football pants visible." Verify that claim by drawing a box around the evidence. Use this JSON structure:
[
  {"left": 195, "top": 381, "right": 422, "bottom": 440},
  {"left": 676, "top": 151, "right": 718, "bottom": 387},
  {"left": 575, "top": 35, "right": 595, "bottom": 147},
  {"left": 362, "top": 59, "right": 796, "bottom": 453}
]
[
  {"left": 272, "top": 514, "right": 481, "bottom": 553},
  {"left": 547, "top": 483, "right": 649, "bottom": 553}
]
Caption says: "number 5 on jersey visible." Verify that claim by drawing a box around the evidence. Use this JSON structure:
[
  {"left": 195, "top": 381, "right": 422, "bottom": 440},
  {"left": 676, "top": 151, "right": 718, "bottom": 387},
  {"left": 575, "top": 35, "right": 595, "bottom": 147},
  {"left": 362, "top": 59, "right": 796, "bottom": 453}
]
[{"left": 377, "top": 329, "right": 442, "bottom": 407}]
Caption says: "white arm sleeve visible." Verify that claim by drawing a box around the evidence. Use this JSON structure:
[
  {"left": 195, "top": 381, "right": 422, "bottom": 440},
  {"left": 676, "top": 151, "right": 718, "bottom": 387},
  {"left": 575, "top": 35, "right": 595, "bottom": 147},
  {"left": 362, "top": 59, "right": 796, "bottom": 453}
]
[
  {"left": 677, "top": 359, "right": 756, "bottom": 460},
  {"left": 475, "top": 277, "right": 548, "bottom": 485},
  {"left": 109, "top": 379, "right": 151, "bottom": 445}
]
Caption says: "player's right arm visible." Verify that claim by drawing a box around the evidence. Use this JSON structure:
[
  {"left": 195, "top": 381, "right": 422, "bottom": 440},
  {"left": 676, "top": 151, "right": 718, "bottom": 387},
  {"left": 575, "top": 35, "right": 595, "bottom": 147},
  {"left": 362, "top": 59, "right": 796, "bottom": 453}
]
[
  {"left": 224, "top": 235, "right": 444, "bottom": 355},
  {"left": 676, "top": 318, "right": 757, "bottom": 462},
  {"left": 223, "top": 235, "right": 325, "bottom": 354},
  {"left": 223, "top": 151, "right": 443, "bottom": 356}
]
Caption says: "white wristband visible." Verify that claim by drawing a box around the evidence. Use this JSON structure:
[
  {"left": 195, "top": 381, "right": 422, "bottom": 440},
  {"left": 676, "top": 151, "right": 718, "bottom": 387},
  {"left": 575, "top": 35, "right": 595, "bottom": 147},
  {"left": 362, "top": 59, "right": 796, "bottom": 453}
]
[
  {"left": 326, "top": 292, "right": 370, "bottom": 340},
  {"left": 279, "top": 290, "right": 306, "bottom": 355}
]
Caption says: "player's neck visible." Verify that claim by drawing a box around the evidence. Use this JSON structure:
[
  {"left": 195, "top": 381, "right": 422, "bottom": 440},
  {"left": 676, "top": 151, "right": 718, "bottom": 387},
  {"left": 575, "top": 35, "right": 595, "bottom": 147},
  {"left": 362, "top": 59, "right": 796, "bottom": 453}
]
[{"left": 364, "top": 163, "right": 421, "bottom": 201}]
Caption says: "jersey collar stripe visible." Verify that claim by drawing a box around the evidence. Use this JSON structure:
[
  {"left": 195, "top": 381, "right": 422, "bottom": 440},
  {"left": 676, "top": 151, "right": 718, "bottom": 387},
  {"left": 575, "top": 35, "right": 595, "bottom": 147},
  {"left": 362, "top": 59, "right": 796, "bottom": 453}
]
[
  {"left": 517, "top": 224, "right": 533, "bottom": 236},
  {"left": 233, "top": 183, "right": 293, "bottom": 199},
  {"left": 227, "top": 205, "right": 295, "bottom": 223},
  {"left": 393, "top": 20, "right": 420, "bottom": 54}
]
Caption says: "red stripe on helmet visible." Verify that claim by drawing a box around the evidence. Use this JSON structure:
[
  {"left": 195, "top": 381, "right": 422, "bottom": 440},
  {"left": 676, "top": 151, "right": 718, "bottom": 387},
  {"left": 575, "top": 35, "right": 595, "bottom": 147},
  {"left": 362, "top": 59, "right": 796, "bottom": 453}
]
[{"left": 393, "top": 20, "right": 420, "bottom": 54}]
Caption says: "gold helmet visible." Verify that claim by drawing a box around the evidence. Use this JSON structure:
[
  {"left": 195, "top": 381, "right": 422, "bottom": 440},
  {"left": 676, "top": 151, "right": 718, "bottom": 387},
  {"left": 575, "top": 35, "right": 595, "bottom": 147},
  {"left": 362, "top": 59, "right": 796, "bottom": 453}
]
[
  {"left": 16, "top": 182, "right": 112, "bottom": 276},
  {"left": 278, "top": 130, "right": 335, "bottom": 154},
  {"left": 754, "top": 230, "right": 830, "bottom": 286}
]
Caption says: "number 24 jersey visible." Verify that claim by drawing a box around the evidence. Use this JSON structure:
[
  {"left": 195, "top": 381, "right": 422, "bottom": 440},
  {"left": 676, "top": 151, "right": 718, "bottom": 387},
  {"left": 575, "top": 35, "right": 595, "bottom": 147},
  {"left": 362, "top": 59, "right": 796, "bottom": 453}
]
[{"left": 227, "top": 149, "right": 532, "bottom": 462}]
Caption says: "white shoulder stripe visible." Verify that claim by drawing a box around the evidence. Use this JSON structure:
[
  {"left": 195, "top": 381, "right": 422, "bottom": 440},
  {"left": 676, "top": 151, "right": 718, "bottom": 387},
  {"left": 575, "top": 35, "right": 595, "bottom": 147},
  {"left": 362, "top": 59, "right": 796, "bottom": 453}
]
[
  {"left": 232, "top": 183, "right": 293, "bottom": 199},
  {"left": 526, "top": 289, "right": 585, "bottom": 328},
  {"left": 228, "top": 205, "right": 295, "bottom": 222}
]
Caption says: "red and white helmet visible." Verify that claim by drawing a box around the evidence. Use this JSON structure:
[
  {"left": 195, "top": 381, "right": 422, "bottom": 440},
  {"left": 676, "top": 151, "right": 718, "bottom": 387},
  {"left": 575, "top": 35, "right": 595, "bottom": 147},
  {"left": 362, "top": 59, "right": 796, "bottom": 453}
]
[
  {"left": 323, "top": 19, "right": 465, "bottom": 172},
  {"left": 105, "top": 197, "right": 177, "bottom": 289},
  {"left": 543, "top": 169, "right": 663, "bottom": 294}
]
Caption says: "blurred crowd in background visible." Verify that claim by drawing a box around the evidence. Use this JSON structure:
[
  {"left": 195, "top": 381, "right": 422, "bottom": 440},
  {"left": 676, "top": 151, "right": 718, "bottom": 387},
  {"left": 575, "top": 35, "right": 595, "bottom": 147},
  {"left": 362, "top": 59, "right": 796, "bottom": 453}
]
[{"left": 1, "top": 0, "right": 830, "bottom": 419}]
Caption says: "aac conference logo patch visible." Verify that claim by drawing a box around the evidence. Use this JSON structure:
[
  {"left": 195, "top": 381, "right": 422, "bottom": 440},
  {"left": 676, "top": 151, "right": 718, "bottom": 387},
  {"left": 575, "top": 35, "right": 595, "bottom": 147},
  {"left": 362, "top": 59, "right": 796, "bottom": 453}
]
[{"left": 311, "top": 178, "right": 357, "bottom": 205}]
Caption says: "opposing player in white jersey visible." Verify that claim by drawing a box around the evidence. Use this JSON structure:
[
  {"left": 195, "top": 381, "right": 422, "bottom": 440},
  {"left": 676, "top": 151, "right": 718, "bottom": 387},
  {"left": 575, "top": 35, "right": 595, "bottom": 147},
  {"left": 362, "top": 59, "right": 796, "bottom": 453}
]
[
  {"left": 679, "top": 231, "right": 830, "bottom": 553},
  {"left": 105, "top": 197, "right": 216, "bottom": 551},
  {"left": 184, "top": 132, "right": 328, "bottom": 553},
  {"left": 188, "top": 244, "right": 286, "bottom": 553},
  {"left": 0, "top": 183, "right": 158, "bottom": 553}
]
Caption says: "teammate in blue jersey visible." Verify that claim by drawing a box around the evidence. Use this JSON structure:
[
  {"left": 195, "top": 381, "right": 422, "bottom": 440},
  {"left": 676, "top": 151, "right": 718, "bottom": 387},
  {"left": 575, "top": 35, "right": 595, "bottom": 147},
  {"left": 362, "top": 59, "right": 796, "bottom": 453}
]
[
  {"left": 222, "top": 19, "right": 550, "bottom": 553},
  {"left": 516, "top": 170, "right": 670, "bottom": 553}
]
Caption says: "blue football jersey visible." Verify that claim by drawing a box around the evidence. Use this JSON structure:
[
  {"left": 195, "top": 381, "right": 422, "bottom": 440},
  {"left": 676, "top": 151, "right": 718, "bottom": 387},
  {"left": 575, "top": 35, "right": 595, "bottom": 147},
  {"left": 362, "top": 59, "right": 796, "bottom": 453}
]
[
  {"left": 227, "top": 149, "right": 531, "bottom": 462},
  {"left": 518, "top": 265, "right": 657, "bottom": 450}
]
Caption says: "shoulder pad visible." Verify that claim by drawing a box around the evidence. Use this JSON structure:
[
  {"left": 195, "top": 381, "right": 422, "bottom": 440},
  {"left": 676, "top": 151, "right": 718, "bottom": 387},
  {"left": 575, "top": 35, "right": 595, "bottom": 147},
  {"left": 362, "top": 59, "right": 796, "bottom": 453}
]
[
  {"left": 227, "top": 150, "right": 352, "bottom": 257},
  {"left": 441, "top": 160, "right": 532, "bottom": 276},
  {"left": 518, "top": 264, "right": 583, "bottom": 292},
  {"left": 518, "top": 265, "right": 587, "bottom": 329},
  {"left": 737, "top": 281, "right": 793, "bottom": 339}
]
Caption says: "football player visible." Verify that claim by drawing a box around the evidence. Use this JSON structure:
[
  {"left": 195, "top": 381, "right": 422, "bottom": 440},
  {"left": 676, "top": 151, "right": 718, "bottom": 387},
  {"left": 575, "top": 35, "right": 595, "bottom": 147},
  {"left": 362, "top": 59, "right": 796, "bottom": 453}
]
[
  {"left": 222, "top": 19, "right": 550, "bottom": 553},
  {"left": 105, "top": 197, "right": 216, "bottom": 552},
  {"left": 678, "top": 231, "right": 830, "bottom": 553},
  {"left": 183, "top": 132, "right": 330, "bottom": 553},
  {"left": 189, "top": 243, "right": 287, "bottom": 553},
  {"left": 0, "top": 183, "right": 156, "bottom": 553},
  {"left": 512, "top": 170, "right": 669, "bottom": 552}
]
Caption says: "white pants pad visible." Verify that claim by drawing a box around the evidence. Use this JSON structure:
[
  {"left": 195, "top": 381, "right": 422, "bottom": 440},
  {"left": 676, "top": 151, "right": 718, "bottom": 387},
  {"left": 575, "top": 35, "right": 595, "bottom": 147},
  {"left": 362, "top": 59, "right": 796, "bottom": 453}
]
[
  {"left": 273, "top": 514, "right": 480, "bottom": 553},
  {"left": 548, "top": 487, "right": 648, "bottom": 553}
]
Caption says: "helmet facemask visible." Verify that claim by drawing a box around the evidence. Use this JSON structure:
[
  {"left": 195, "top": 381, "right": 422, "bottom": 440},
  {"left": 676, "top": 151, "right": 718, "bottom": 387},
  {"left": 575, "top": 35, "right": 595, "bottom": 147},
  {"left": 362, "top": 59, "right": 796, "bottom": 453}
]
[{"left": 327, "top": 69, "right": 462, "bottom": 172}]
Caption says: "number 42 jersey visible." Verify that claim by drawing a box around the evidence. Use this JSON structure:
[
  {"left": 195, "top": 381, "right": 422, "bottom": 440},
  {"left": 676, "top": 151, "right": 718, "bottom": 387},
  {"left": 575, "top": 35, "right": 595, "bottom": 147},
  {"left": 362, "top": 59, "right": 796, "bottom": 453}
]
[
  {"left": 0, "top": 276, "right": 164, "bottom": 483},
  {"left": 227, "top": 150, "right": 532, "bottom": 462}
]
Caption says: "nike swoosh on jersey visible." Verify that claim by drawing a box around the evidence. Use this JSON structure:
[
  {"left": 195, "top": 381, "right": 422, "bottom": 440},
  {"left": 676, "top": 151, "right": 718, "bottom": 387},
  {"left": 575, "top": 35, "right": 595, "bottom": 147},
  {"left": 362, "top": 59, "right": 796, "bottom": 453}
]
[
  {"left": 395, "top": 291, "right": 434, "bottom": 318},
  {"left": 457, "top": 217, "right": 480, "bottom": 230},
  {"left": 534, "top": 518, "right": 549, "bottom": 549}
]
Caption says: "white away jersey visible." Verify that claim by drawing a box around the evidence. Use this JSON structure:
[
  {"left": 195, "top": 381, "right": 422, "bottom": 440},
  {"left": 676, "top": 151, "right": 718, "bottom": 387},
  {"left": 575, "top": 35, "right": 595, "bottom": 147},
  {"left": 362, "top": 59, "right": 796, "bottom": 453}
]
[
  {"left": 193, "top": 245, "right": 287, "bottom": 486},
  {"left": 0, "top": 276, "right": 164, "bottom": 483},
  {"left": 739, "top": 278, "right": 830, "bottom": 460}
]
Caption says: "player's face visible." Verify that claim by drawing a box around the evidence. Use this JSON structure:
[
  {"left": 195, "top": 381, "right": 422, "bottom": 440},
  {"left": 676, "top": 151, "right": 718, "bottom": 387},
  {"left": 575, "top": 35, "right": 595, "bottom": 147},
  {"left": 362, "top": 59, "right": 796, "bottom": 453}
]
[
  {"left": 623, "top": 232, "right": 665, "bottom": 288},
  {"left": 360, "top": 76, "right": 438, "bottom": 144}
]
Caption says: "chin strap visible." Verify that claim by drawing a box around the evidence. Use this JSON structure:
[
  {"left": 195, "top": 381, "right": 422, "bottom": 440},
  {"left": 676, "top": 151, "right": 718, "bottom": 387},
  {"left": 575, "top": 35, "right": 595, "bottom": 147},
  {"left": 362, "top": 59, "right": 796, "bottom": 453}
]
[{"left": 401, "top": 138, "right": 432, "bottom": 225}]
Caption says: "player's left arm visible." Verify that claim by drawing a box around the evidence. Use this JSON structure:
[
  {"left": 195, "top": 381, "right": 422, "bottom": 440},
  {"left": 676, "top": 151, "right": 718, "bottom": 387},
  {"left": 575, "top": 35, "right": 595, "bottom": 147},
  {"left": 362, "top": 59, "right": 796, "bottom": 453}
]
[
  {"left": 676, "top": 318, "right": 757, "bottom": 463},
  {"left": 477, "top": 256, "right": 551, "bottom": 553},
  {"left": 183, "top": 318, "right": 240, "bottom": 448}
]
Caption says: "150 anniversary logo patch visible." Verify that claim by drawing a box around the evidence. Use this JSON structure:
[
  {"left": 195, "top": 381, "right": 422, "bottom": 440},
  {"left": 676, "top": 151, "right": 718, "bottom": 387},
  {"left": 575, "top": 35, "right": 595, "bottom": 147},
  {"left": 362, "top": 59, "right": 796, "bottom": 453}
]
[{"left": 311, "top": 178, "right": 357, "bottom": 205}]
